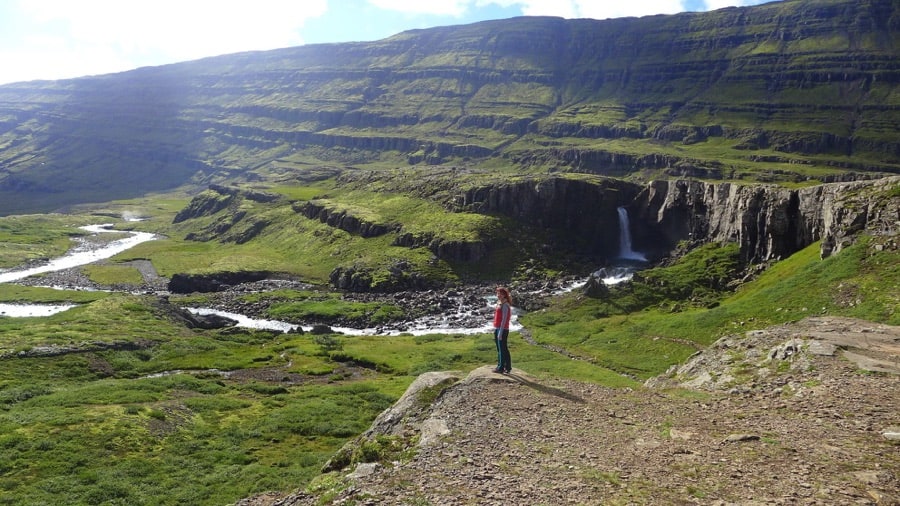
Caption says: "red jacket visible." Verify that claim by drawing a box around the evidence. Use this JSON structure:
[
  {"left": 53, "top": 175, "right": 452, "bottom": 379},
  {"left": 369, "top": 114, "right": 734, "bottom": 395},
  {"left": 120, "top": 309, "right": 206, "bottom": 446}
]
[{"left": 493, "top": 303, "right": 511, "bottom": 330}]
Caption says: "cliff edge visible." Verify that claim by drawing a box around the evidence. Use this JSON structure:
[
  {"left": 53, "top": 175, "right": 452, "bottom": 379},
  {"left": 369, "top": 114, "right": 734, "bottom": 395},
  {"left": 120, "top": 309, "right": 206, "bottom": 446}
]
[{"left": 238, "top": 317, "right": 899, "bottom": 505}]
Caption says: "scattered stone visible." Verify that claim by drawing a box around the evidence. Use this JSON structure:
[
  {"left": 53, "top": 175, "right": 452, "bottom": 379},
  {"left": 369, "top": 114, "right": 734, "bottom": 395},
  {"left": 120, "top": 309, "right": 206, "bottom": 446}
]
[
  {"left": 308, "top": 324, "right": 334, "bottom": 335},
  {"left": 807, "top": 340, "right": 838, "bottom": 356},
  {"left": 882, "top": 427, "right": 900, "bottom": 442},
  {"left": 348, "top": 463, "right": 380, "bottom": 479},
  {"left": 723, "top": 434, "right": 760, "bottom": 443},
  {"left": 420, "top": 417, "right": 450, "bottom": 446},
  {"left": 669, "top": 428, "right": 695, "bottom": 441}
]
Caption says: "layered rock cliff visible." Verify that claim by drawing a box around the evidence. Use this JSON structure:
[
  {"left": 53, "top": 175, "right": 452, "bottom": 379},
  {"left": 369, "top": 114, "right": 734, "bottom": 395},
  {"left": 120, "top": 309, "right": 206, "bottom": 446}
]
[
  {"left": 444, "top": 174, "right": 898, "bottom": 267},
  {"left": 630, "top": 176, "right": 899, "bottom": 263},
  {"left": 167, "top": 173, "right": 896, "bottom": 293},
  {"left": 454, "top": 177, "right": 641, "bottom": 259},
  {"left": 1, "top": 0, "right": 899, "bottom": 215}
]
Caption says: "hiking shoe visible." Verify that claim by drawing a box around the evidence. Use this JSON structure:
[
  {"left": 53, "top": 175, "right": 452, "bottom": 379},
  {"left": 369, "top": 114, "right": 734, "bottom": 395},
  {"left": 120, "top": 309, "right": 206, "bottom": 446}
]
[{"left": 492, "top": 367, "right": 503, "bottom": 373}]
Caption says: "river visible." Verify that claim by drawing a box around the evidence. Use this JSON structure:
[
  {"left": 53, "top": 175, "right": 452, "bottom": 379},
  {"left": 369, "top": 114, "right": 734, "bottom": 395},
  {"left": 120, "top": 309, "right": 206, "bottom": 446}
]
[
  {"left": 0, "top": 223, "right": 640, "bottom": 334},
  {"left": 0, "top": 224, "right": 157, "bottom": 284},
  {"left": 0, "top": 224, "right": 156, "bottom": 317}
]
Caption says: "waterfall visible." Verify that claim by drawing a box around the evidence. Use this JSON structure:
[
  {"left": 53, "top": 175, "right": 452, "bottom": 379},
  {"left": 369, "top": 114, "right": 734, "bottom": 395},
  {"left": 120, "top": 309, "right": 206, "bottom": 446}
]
[{"left": 617, "top": 207, "right": 647, "bottom": 261}]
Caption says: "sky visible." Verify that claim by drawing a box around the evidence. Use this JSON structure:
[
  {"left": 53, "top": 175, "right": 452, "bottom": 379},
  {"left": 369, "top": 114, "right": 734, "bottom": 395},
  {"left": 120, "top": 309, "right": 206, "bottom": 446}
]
[{"left": 0, "top": 0, "right": 773, "bottom": 86}]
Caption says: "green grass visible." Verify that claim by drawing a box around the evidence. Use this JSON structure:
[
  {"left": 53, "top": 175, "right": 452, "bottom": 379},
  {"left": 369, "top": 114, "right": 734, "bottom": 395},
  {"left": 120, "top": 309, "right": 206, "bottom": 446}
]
[
  {"left": 0, "top": 215, "right": 98, "bottom": 269},
  {"left": 0, "top": 181, "right": 896, "bottom": 504},
  {"left": 266, "top": 293, "right": 406, "bottom": 326},
  {"left": 0, "top": 285, "right": 108, "bottom": 305},
  {"left": 113, "top": 183, "right": 531, "bottom": 288},
  {"left": 0, "top": 294, "right": 200, "bottom": 358},
  {"left": 0, "top": 279, "right": 642, "bottom": 505},
  {"left": 0, "top": 233, "right": 893, "bottom": 505},
  {"left": 0, "top": 369, "right": 400, "bottom": 505},
  {"left": 82, "top": 264, "right": 145, "bottom": 286},
  {"left": 724, "top": 236, "right": 899, "bottom": 325},
  {"left": 522, "top": 234, "right": 899, "bottom": 381}
]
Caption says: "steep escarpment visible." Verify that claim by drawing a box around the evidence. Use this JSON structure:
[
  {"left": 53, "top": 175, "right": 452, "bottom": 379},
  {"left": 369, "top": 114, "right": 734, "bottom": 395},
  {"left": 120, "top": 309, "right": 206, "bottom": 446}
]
[
  {"left": 166, "top": 174, "right": 896, "bottom": 292},
  {"left": 1, "top": 0, "right": 900, "bottom": 215},
  {"left": 445, "top": 174, "right": 898, "bottom": 268},
  {"left": 452, "top": 176, "right": 640, "bottom": 259},
  {"left": 630, "top": 175, "right": 900, "bottom": 263}
]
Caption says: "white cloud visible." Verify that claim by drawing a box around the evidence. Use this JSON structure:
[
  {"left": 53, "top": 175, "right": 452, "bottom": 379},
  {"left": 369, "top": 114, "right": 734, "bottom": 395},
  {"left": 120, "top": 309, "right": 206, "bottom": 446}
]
[
  {"left": 23, "top": 0, "right": 327, "bottom": 59},
  {"left": 0, "top": 0, "right": 768, "bottom": 85},
  {"left": 385, "top": 0, "right": 760, "bottom": 20},
  {"left": 505, "top": 0, "right": 579, "bottom": 18},
  {"left": 2, "top": 0, "right": 327, "bottom": 83},
  {"left": 704, "top": 0, "right": 763, "bottom": 9},
  {"left": 489, "top": 0, "right": 691, "bottom": 19},
  {"left": 0, "top": 37, "right": 131, "bottom": 83},
  {"left": 366, "top": 0, "right": 471, "bottom": 16},
  {"left": 574, "top": 1, "right": 688, "bottom": 19}
]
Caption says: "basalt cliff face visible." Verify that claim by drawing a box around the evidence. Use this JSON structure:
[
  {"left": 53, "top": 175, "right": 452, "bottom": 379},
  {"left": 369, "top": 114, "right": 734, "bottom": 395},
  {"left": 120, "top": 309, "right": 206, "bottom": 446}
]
[
  {"left": 166, "top": 171, "right": 896, "bottom": 294},
  {"left": 0, "top": 0, "right": 899, "bottom": 215},
  {"left": 629, "top": 176, "right": 899, "bottom": 263},
  {"left": 454, "top": 177, "right": 641, "bottom": 259},
  {"left": 450, "top": 175, "right": 898, "bottom": 267}
]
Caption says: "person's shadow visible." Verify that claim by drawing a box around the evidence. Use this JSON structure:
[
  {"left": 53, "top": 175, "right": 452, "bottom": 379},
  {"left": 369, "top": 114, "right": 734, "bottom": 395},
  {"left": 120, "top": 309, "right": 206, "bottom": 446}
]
[{"left": 503, "top": 370, "right": 586, "bottom": 404}]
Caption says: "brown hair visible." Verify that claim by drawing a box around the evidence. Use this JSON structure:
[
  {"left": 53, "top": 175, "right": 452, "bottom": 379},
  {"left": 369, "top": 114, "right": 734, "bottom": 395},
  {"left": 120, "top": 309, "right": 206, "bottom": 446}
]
[{"left": 496, "top": 286, "right": 512, "bottom": 305}]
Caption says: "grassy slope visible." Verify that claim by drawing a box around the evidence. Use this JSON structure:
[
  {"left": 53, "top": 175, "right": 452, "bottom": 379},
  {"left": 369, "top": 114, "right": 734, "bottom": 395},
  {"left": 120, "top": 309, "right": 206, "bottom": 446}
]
[
  {"left": 0, "top": 201, "right": 897, "bottom": 504},
  {"left": 104, "top": 181, "right": 537, "bottom": 287},
  {"left": 522, "top": 235, "right": 899, "bottom": 380},
  {"left": 0, "top": 215, "right": 102, "bottom": 269}
]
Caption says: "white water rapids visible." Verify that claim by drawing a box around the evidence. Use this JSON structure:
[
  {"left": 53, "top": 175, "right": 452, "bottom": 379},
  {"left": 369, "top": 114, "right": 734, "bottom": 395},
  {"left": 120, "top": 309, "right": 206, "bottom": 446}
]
[{"left": 188, "top": 301, "right": 522, "bottom": 336}]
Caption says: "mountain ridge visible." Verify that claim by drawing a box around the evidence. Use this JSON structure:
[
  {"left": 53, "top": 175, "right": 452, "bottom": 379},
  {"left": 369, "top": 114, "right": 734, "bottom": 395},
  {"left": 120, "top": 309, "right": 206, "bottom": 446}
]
[{"left": 1, "top": 0, "right": 899, "bottom": 215}]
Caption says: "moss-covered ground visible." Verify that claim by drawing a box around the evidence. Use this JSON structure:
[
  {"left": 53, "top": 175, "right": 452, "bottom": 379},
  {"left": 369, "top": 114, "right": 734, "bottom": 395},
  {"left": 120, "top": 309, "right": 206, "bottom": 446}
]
[{"left": 0, "top": 193, "right": 897, "bottom": 504}]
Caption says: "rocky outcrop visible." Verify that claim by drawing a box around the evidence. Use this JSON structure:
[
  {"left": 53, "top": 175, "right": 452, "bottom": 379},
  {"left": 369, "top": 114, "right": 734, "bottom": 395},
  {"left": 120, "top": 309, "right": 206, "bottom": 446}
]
[
  {"left": 293, "top": 201, "right": 397, "bottom": 238},
  {"left": 443, "top": 174, "right": 896, "bottom": 268},
  {"left": 173, "top": 189, "right": 236, "bottom": 223},
  {"left": 630, "top": 176, "right": 900, "bottom": 263},
  {"left": 213, "top": 184, "right": 280, "bottom": 204},
  {"left": 175, "top": 186, "right": 277, "bottom": 243},
  {"left": 321, "top": 371, "right": 463, "bottom": 473},
  {"left": 392, "top": 231, "right": 488, "bottom": 263},
  {"left": 646, "top": 317, "right": 900, "bottom": 391},
  {"left": 295, "top": 199, "right": 490, "bottom": 266},
  {"left": 329, "top": 260, "right": 439, "bottom": 293},
  {"left": 250, "top": 350, "right": 900, "bottom": 505},
  {"left": 456, "top": 177, "right": 641, "bottom": 258},
  {"left": 168, "top": 271, "right": 271, "bottom": 293}
]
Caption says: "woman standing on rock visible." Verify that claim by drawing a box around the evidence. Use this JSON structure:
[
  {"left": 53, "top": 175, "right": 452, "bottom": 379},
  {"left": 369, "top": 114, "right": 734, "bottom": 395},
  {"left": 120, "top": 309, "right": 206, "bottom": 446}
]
[{"left": 493, "top": 286, "right": 513, "bottom": 374}]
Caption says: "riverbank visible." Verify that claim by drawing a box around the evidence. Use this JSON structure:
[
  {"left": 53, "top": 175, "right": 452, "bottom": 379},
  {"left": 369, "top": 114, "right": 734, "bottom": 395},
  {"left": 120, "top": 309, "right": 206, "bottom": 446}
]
[{"left": 8, "top": 257, "right": 583, "bottom": 334}]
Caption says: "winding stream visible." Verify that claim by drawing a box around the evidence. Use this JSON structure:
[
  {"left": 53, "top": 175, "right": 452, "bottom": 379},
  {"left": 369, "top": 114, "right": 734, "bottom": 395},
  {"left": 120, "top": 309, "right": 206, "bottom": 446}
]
[
  {"left": 188, "top": 303, "right": 522, "bottom": 336},
  {"left": 0, "top": 224, "right": 157, "bottom": 284},
  {"left": 0, "top": 224, "right": 156, "bottom": 316},
  {"left": 1, "top": 222, "right": 640, "bottom": 336}
]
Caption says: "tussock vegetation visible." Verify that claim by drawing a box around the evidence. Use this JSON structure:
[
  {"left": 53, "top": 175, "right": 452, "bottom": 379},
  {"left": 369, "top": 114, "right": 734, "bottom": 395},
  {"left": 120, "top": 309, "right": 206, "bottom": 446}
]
[
  {"left": 522, "top": 235, "right": 899, "bottom": 379},
  {"left": 1, "top": 199, "right": 896, "bottom": 504}
]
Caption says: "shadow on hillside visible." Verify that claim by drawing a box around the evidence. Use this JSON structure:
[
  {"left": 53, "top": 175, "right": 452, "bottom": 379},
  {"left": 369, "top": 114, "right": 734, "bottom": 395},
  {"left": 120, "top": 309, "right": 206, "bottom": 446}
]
[{"left": 505, "top": 372, "right": 585, "bottom": 404}]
